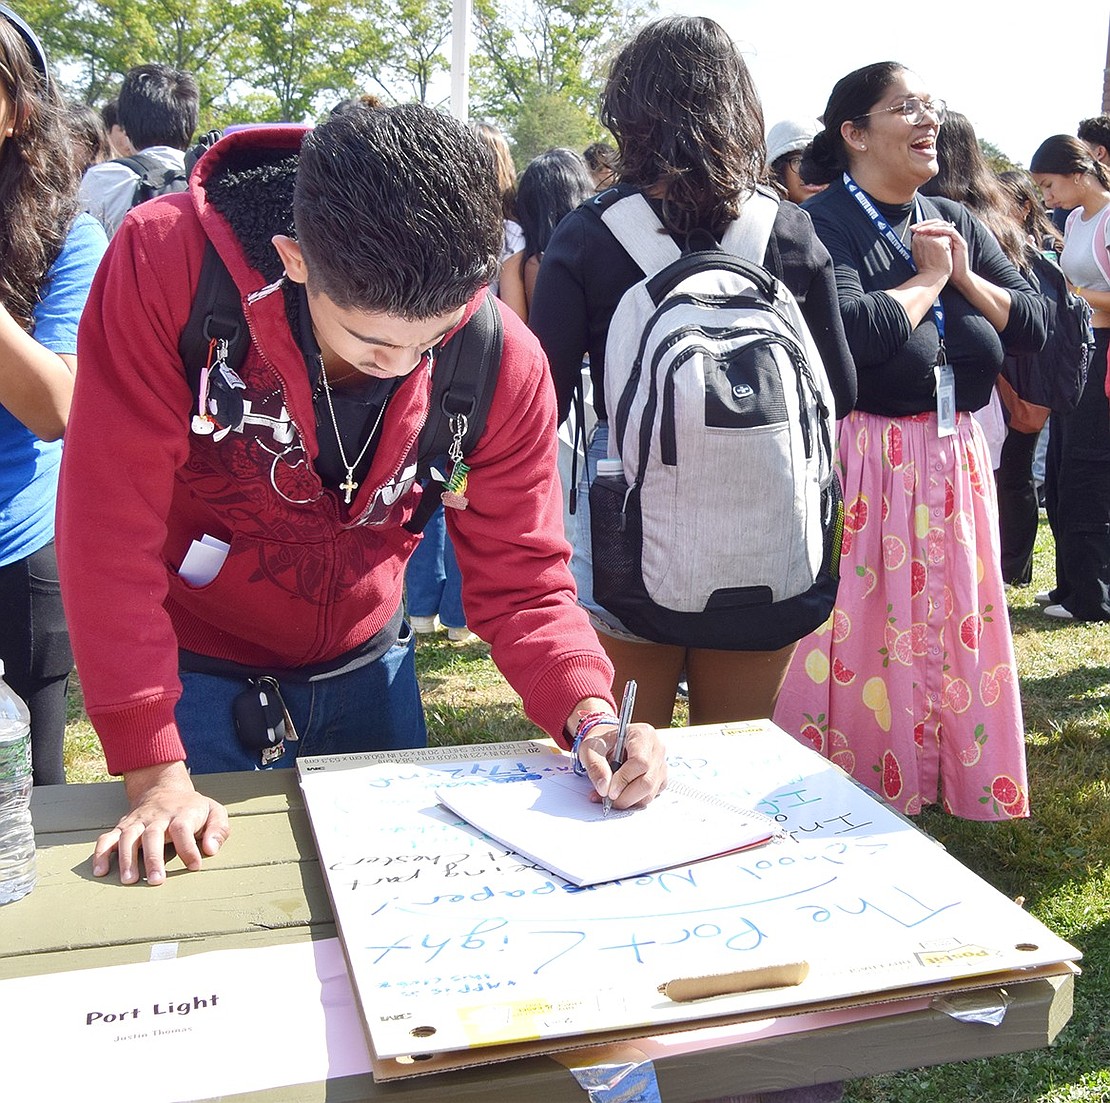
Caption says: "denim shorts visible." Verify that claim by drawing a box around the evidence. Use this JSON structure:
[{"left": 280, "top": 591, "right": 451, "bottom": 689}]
[{"left": 175, "top": 622, "right": 426, "bottom": 773}]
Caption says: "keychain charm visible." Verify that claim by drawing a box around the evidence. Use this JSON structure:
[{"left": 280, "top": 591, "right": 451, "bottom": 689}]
[{"left": 440, "top": 413, "right": 471, "bottom": 511}]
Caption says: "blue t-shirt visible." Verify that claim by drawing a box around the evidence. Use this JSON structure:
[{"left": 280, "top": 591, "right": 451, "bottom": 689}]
[{"left": 0, "top": 212, "right": 107, "bottom": 566}]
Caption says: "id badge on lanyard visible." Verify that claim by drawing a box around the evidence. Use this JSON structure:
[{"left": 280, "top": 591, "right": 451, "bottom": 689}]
[
  {"left": 844, "top": 173, "right": 955, "bottom": 438},
  {"left": 934, "top": 345, "right": 956, "bottom": 437}
]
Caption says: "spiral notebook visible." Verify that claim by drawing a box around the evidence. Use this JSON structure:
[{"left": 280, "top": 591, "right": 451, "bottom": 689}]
[{"left": 435, "top": 767, "right": 778, "bottom": 886}]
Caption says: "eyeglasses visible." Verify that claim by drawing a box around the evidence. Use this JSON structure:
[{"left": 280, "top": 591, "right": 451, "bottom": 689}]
[
  {"left": 785, "top": 155, "right": 804, "bottom": 173},
  {"left": 859, "top": 97, "right": 948, "bottom": 127}
]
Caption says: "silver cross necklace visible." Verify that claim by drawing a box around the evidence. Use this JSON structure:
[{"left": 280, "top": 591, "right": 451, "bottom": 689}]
[{"left": 318, "top": 356, "right": 390, "bottom": 505}]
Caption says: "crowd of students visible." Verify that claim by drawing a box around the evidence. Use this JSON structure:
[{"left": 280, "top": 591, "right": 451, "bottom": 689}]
[
  {"left": 510, "top": 34, "right": 1108, "bottom": 828},
  {"left": 4, "top": 7, "right": 1109, "bottom": 905}
]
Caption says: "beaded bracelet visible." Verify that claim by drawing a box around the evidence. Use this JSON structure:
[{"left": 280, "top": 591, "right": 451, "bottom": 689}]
[{"left": 571, "top": 712, "right": 620, "bottom": 776}]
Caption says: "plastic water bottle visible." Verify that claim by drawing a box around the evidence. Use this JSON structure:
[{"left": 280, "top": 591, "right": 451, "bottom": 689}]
[{"left": 0, "top": 659, "right": 35, "bottom": 904}]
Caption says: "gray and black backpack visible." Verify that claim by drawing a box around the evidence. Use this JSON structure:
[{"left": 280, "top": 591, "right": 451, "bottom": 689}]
[{"left": 589, "top": 187, "right": 843, "bottom": 650}]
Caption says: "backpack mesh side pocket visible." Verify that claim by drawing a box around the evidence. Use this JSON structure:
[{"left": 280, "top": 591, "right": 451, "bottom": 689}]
[{"left": 589, "top": 473, "right": 646, "bottom": 617}]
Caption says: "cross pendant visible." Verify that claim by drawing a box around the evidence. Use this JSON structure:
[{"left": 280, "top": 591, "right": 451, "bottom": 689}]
[{"left": 340, "top": 474, "right": 358, "bottom": 504}]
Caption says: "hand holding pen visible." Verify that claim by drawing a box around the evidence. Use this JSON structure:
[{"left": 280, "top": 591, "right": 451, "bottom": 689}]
[
  {"left": 568, "top": 686, "right": 667, "bottom": 810},
  {"left": 602, "top": 680, "right": 636, "bottom": 816}
]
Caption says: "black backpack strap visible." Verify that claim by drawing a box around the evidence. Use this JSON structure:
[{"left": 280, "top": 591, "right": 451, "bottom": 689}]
[
  {"left": 114, "top": 152, "right": 181, "bottom": 202},
  {"left": 404, "top": 293, "right": 504, "bottom": 534},
  {"left": 178, "top": 242, "right": 251, "bottom": 432},
  {"left": 112, "top": 152, "right": 159, "bottom": 177}
]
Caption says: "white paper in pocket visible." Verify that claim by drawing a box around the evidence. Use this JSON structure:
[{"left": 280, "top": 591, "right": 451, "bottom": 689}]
[{"left": 178, "top": 534, "right": 231, "bottom": 587}]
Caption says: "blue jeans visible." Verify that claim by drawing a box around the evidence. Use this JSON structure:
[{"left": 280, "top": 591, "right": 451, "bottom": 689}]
[
  {"left": 404, "top": 505, "right": 465, "bottom": 628},
  {"left": 175, "top": 624, "right": 426, "bottom": 773}
]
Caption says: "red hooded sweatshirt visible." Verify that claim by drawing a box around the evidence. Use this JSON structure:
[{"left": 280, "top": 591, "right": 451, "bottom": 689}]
[{"left": 57, "top": 126, "right": 614, "bottom": 776}]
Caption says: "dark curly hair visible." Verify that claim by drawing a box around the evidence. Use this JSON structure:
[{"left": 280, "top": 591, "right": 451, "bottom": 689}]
[
  {"left": 295, "top": 104, "right": 502, "bottom": 319},
  {"left": 601, "top": 16, "right": 766, "bottom": 236},
  {"left": 0, "top": 15, "right": 80, "bottom": 330}
]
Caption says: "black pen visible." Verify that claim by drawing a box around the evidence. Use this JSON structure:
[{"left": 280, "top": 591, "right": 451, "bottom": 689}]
[{"left": 603, "top": 679, "right": 637, "bottom": 817}]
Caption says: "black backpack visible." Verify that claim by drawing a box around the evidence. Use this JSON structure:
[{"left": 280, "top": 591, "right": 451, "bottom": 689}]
[
  {"left": 112, "top": 152, "right": 189, "bottom": 209},
  {"left": 1002, "top": 250, "right": 1094, "bottom": 414},
  {"left": 177, "top": 243, "right": 503, "bottom": 534}
]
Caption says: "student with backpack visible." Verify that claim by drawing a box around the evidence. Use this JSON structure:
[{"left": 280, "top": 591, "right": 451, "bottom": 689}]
[
  {"left": 1030, "top": 135, "right": 1110, "bottom": 622},
  {"left": 56, "top": 106, "right": 666, "bottom": 888},
  {"left": 772, "top": 63, "right": 1048, "bottom": 822},
  {"left": 530, "top": 17, "right": 857, "bottom": 731},
  {"left": 78, "top": 63, "right": 197, "bottom": 238}
]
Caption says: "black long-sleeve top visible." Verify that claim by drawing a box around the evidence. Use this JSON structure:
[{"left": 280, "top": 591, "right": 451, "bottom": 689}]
[
  {"left": 803, "top": 177, "right": 1048, "bottom": 416},
  {"left": 529, "top": 188, "right": 858, "bottom": 424}
]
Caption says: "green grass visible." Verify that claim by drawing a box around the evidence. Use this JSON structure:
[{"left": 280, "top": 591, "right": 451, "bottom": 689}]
[{"left": 63, "top": 517, "right": 1107, "bottom": 1101}]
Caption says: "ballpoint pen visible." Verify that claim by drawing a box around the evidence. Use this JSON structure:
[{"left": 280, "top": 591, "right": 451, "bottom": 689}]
[{"left": 603, "top": 679, "right": 637, "bottom": 817}]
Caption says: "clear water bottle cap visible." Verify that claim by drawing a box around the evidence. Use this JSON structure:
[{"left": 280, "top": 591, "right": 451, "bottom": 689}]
[{"left": 597, "top": 458, "right": 624, "bottom": 477}]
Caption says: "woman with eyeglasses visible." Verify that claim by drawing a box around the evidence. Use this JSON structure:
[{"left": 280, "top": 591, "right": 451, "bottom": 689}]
[{"left": 773, "top": 62, "right": 1048, "bottom": 821}]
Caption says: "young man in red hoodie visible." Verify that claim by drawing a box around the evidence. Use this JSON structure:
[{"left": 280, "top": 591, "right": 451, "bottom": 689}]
[{"left": 58, "top": 105, "right": 665, "bottom": 886}]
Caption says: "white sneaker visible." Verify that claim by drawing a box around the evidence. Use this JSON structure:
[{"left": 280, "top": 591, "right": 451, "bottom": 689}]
[
  {"left": 409, "top": 615, "right": 440, "bottom": 634},
  {"left": 1043, "top": 604, "right": 1074, "bottom": 620},
  {"left": 1034, "top": 591, "right": 1054, "bottom": 605},
  {"left": 446, "top": 626, "right": 474, "bottom": 643}
]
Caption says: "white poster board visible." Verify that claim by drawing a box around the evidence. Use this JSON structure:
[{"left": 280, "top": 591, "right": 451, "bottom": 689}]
[{"left": 297, "top": 723, "right": 1079, "bottom": 1062}]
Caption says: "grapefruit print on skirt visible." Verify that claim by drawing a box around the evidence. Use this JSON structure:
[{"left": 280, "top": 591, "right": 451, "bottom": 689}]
[{"left": 773, "top": 410, "right": 1028, "bottom": 821}]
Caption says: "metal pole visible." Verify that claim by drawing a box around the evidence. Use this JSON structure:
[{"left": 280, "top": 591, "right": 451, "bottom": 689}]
[
  {"left": 450, "top": 0, "right": 472, "bottom": 122},
  {"left": 1103, "top": 10, "right": 1110, "bottom": 113}
]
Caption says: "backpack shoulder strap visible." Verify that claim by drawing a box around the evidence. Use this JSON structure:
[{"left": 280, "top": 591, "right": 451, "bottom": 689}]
[
  {"left": 112, "top": 153, "right": 157, "bottom": 177},
  {"left": 1089, "top": 204, "right": 1110, "bottom": 287},
  {"left": 718, "top": 189, "right": 778, "bottom": 264},
  {"left": 599, "top": 192, "right": 682, "bottom": 277},
  {"left": 115, "top": 152, "right": 174, "bottom": 189},
  {"left": 404, "top": 292, "right": 504, "bottom": 534},
  {"left": 178, "top": 242, "right": 250, "bottom": 426}
]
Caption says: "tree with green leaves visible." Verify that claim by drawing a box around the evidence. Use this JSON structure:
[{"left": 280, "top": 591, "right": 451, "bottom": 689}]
[
  {"left": 244, "top": 0, "right": 384, "bottom": 121},
  {"left": 363, "top": 0, "right": 452, "bottom": 107},
  {"left": 22, "top": 0, "right": 248, "bottom": 112},
  {"left": 980, "top": 138, "right": 1019, "bottom": 174},
  {"left": 509, "top": 90, "right": 596, "bottom": 167},
  {"left": 22, "top": 0, "right": 654, "bottom": 137},
  {"left": 470, "top": 0, "right": 653, "bottom": 150}
]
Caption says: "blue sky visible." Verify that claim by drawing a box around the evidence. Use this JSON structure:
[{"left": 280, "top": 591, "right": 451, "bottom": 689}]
[{"left": 662, "top": 0, "right": 1109, "bottom": 166}]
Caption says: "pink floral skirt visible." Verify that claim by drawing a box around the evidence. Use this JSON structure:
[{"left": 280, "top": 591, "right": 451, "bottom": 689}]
[{"left": 773, "top": 410, "right": 1029, "bottom": 820}]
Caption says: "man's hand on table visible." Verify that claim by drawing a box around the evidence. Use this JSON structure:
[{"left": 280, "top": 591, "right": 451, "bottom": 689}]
[{"left": 92, "top": 761, "right": 230, "bottom": 885}]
